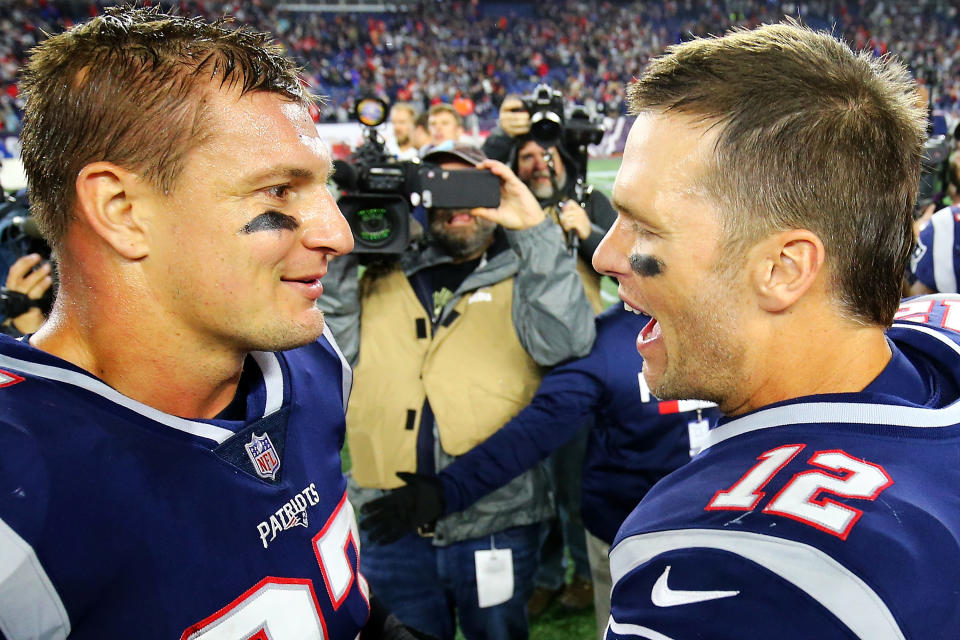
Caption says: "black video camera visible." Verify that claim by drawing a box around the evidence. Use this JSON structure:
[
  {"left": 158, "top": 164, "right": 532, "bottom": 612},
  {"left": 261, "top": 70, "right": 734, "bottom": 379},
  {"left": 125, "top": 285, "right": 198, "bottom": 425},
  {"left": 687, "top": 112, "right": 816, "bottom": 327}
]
[
  {"left": 522, "top": 84, "right": 605, "bottom": 153},
  {"left": 333, "top": 98, "right": 501, "bottom": 255},
  {"left": 917, "top": 134, "right": 951, "bottom": 212},
  {"left": 521, "top": 84, "right": 605, "bottom": 182}
]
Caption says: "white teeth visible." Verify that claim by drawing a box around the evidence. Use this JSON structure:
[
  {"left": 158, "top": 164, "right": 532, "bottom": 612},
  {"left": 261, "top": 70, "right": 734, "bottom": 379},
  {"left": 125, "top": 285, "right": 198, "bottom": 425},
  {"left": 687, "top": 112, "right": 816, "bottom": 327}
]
[
  {"left": 623, "top": 302, "right": 643, "bottom": 315},
  {"left": 639, "top": 319, "right": 662, "bottom": 344}
]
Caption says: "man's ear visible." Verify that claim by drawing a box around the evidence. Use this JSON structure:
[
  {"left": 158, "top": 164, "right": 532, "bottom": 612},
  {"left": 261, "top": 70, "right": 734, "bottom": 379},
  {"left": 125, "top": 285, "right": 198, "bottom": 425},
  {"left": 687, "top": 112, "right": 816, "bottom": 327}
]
[
  {"left": 750, "top": 229, "right": 825, "bottom": 313},
  {"left": 74, "top": 161, "right": 152, "bottom": 260}
]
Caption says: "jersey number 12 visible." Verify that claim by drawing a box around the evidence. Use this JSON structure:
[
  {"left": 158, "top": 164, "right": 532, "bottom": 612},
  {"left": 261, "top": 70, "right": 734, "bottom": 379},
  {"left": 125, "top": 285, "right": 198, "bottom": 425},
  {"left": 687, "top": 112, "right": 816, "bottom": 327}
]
[{"left": 705, "top": 444, "right": 893, "bottom": 540}]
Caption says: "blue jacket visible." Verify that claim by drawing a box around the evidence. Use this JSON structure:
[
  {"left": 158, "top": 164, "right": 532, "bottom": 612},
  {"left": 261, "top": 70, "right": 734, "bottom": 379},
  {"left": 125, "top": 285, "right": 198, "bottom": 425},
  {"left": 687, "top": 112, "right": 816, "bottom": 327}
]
[{"left": 441, "top": 304, "right": 720, "bottom": 543}]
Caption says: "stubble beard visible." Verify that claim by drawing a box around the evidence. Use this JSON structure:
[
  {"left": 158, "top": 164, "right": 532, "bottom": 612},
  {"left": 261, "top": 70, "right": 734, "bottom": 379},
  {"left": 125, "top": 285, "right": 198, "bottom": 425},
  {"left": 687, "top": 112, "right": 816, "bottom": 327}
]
[
  {"left": 244, "top": 308, "right": 327, "bottom": 354},
  {"left": 647, "top": 271, "right": 745, "bottom": 411},
  {"left": 523, "top": 171, "right": 560, "bottom": 201},
  {"left": 429, "top": 213, "right": 497, "bottom": 261}
]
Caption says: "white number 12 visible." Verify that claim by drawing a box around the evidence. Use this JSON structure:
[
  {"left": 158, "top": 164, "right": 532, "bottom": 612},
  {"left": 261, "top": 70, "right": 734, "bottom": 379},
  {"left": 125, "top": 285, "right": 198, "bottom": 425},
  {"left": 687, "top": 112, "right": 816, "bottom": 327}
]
[{"left": 706, "top": 444, "right": 893, "bottom": 540}]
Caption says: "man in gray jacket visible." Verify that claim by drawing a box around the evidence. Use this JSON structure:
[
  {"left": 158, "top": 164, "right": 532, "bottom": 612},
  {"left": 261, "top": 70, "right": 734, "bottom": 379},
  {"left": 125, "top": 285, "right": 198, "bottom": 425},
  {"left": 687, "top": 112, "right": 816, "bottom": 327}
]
[{"left": 319, "top": 144, "right": 595, "bottom": 640}]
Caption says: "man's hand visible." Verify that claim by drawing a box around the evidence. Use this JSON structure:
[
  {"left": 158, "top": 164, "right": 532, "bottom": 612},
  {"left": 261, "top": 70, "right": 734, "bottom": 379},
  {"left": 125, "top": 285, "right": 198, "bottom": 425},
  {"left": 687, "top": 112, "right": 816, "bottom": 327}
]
[
  {"left": 559, "top": 200, "right": 591, "bottom": 241},
  {"left": 359, "top": 472, "right": 445, "bottom": 545},
  {"left": 498, "top": 97, "right": 530, "bottom": 138},
  {"left": 3, "top": 253, "right": 52, "bottom": 333},
  {"left": 471, "top": 160, "right": 545, "bottom": 230}
]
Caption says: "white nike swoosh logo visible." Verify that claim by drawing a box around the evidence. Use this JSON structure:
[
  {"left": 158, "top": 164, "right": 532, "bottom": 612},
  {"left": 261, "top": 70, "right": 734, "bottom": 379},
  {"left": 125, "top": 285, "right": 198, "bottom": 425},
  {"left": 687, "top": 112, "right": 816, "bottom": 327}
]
[{"left": 651, "top": 565, "right": 740, "bottom": 607}]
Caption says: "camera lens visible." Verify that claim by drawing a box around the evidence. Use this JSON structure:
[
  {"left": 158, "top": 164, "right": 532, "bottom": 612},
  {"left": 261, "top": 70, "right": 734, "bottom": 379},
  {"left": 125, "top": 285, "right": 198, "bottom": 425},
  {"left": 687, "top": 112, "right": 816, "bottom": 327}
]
[
  {"left": 530, "top": 111, "right": 563, "bottom": 148},
  {"left": 355, "top": 207, "right": 394, "bottom": 245}
]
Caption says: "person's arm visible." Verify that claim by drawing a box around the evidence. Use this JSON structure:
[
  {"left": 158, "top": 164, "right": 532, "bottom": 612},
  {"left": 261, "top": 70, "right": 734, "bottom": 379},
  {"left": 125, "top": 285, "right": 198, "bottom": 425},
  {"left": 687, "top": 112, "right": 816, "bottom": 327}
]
[
  {"left": 481, "top": 127, "right": 517, "bottom": 163},
  {"left": 359, "top": 348, "right": 605, "bottom": 544},
  {"left": 481, "top": 97, "right": 529, "bottom": 162},
  {"left": 439, "top": 352, "right": 604, "bottom": 511},
  {"left": 908, "top": 205, "right": 955, "bottom": 295},
  {"left": 471, "top": 159, "right": 596, "bottom": 364},
  {"left": 315, "top": 252, "right": 361, "bottom": 365},
  {"left": 505, "top": 218, "right": 596, "bottom": 363},
  {"left": 1, "top": 253, "right": 52, "bottom": 335}
]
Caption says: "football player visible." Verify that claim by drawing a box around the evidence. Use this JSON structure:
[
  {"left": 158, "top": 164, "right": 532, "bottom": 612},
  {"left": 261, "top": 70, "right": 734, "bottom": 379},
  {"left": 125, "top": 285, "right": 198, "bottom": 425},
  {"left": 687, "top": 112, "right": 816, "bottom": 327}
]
[
  {"left": 0, "top": 7, "right": 414, "bottom": 640},
  {"left": 592, "top": 20, "right": 960, "bottom": 640},
  {"left": 909, "top": 203, "right": 960, "bottom": 294}
]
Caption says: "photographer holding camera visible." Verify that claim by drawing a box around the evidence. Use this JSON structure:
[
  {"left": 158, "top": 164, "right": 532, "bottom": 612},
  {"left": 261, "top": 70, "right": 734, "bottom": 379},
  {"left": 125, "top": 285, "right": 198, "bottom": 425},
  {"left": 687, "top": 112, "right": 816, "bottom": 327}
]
[
  {"left": 0, "top": 187, "right": 53, "bottom": 336},
  {"left": 485, "top": 91, "right": 616, "bottom": 308},
  {"left": 483, "top": 89, "right": 617, "bottom": 613},
  {"left": 1, "top": 253, "right": 52, "bottom": 336},
  {"left": 319, "top": 144, "right": 595, "bottom": 640}
]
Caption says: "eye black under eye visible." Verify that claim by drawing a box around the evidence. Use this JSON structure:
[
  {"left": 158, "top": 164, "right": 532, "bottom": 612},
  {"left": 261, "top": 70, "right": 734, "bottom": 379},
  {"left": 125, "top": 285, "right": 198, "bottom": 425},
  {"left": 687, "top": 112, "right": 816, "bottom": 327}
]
[{"left": 241, "top": 211, "right": 299, "bottom": 234}]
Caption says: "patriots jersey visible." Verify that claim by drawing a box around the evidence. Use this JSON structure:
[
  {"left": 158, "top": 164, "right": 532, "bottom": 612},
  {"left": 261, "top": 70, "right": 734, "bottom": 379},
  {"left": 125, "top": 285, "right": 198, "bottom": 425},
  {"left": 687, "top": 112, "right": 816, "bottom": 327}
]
[
  {"left": 606, "top": 295, "right": 960, "bottom": 640},
  {"left": 0, "top": 327, "right": 370, "bottom": 640},
  {"left": 910, "top": 205, "right": 960, "bottom": 292}
]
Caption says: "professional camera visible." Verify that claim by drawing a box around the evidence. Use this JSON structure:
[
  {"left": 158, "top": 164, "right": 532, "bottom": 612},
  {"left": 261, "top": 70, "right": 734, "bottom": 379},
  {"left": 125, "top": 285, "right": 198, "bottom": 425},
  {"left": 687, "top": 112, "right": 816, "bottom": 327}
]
[
  {"left": 916, "top": 133, "right": 951, "bottom": 211},
  {"left": 333, "top": 98, "right": 501, "bottom": 255},
  {"left": 522, "top": 84, "right": 605, "bottom": 153},
  {"left": 0, "top": 191, "right": 54, "bottom": 321},
  {"left": 912, "top": 66, "right": 955, "bottom": 213},
  {"left": 331, "top": 98, "right": 420, "bottom": 254}
]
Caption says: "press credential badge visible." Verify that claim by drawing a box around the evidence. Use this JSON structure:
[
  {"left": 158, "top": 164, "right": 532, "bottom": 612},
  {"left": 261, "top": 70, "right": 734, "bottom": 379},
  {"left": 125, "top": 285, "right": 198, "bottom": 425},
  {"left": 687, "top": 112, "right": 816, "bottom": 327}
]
[{"left": 475, "top": 545, "right": 514, "bottom": 608}]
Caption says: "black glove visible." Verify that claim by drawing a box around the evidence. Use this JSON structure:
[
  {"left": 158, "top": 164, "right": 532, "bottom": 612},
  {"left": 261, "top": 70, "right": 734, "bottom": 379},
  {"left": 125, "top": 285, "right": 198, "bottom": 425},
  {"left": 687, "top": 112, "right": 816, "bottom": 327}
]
[{"left": 359, "top": 472, "right": 445, "bottom": 545}]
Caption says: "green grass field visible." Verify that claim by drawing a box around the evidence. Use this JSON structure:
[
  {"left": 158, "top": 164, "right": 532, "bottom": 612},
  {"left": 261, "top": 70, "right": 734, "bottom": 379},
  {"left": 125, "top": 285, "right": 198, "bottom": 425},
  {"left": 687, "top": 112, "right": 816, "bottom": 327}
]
[
  {"left": 586, "top": 156, "right": 621, "bottom": 199},
  {"left": 528, "top": 600, "right": 598, "bottom": 640}
]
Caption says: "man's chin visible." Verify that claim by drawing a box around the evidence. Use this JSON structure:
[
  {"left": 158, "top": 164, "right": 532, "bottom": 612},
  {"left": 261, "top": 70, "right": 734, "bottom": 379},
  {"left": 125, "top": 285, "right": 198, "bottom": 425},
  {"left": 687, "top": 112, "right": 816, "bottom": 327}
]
[
  {"left": 531, "top": 184, "right": 555, "bottom": 200},
  {"left": 250, "top": 317, "right": 326, "bottom": 353},
  {"left": 645, "top": 367, "right": 686, "bottom": 402}
]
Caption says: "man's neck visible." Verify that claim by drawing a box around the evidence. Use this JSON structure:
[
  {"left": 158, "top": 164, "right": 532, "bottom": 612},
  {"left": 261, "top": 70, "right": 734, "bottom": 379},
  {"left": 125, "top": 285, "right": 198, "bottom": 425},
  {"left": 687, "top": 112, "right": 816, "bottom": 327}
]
[
  {"left": 31, "top": 297, "right": 245, "bottom": 420},
  {"left": 726, "top": 318, "right": 892, "bottom": 416}
]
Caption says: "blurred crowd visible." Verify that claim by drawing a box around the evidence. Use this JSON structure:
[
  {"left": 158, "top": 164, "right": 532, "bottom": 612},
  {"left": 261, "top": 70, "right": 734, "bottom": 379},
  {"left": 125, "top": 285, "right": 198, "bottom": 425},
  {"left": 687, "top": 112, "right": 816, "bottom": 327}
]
[{"left": 0, "top": 0, "right": 958, "bottom": 133}]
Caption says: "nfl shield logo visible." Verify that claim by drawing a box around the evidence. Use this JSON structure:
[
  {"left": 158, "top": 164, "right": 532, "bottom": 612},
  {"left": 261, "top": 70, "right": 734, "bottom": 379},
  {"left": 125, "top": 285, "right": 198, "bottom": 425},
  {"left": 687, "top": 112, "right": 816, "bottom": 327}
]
[{"left": 245, "top": 432, "right": 281, "bottom": 480}]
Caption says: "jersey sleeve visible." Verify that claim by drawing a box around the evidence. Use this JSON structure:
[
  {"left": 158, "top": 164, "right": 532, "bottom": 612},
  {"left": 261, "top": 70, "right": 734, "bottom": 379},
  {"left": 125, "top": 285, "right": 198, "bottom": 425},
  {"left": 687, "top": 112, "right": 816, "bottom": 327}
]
[
  {"left": 439, "top": 347, "right": 605, "bottom": 513},
  {"left": 910, "top": 206, "right": 960, "bottom": 293},
  {"left": 0, "top": 419, "right": 69, "bottom": 640},
  {"left": 605, "top": 531, "right": 907, "bottom": 640},
  {"left": 911, "top": 218, "right": 938, "bottom": 290}
]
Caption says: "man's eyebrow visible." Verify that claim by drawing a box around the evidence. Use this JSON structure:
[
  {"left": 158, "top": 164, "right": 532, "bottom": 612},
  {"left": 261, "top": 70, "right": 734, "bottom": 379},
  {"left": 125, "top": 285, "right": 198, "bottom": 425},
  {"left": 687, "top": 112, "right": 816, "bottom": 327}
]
[
  {"left": 242, "top": 167, "right": 319, "bottom": 186},
  {"left": 611, "top": 195, "right": 633, "bottom": 216}
]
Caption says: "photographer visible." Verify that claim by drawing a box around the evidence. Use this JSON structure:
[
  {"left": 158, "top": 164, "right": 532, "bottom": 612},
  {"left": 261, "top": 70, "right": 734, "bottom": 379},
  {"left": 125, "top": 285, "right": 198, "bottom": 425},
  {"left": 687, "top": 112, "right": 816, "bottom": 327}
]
[
  {"left": 484, "top": 92, "right": 617, "bottom": 612},
  {"left": 0, "top": 187, "right": 53, "bottom": 336},
  {"left": 1, "top": 253, "right": 52, "bottom": 336},
  {"left": 484, "top": 93, "right": 616, "bottom": 306},
  {"left": 319, "top": 144, "right": 595, "bottom": 640}
]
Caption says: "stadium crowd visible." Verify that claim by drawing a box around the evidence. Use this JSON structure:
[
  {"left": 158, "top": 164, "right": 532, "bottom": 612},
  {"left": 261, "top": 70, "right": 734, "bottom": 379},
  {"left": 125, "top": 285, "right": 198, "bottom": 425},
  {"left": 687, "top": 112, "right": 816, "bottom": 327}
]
[{"left": 1, "top": 0, "right": 958, "bottom": 134}]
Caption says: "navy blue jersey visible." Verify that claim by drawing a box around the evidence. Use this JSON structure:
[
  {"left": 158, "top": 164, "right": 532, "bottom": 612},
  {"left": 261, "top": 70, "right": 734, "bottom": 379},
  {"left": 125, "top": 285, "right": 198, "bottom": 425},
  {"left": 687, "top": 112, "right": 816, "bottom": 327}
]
[
  {"left": 0, "top": 327, "right": 370, "bottom": 639},
  {"left": 910, "top": 204, "right": 960, "bottom": 292},
  {"left": 606, "top": 296, "right": 960, "bottom": 640},
  {"left": 441, "top": 305, "right": 719, "bottom": 544}
]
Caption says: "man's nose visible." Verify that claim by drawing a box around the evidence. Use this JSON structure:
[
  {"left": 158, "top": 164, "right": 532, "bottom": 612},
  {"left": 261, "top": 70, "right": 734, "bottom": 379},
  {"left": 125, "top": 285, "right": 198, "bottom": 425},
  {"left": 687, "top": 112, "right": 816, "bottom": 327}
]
[
  {"left": 592, "top": 218, "right": 629, "bottom": 278},
  {"left": 301, "top": 194, "right": 355, "bottom": 256}
]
